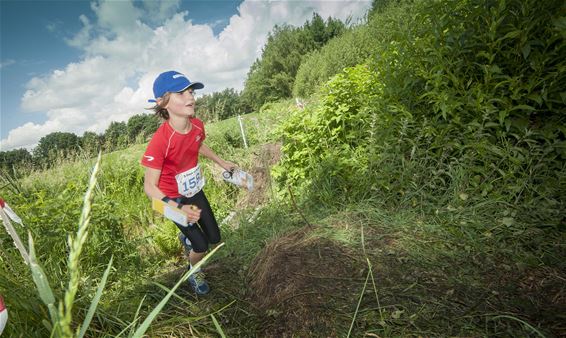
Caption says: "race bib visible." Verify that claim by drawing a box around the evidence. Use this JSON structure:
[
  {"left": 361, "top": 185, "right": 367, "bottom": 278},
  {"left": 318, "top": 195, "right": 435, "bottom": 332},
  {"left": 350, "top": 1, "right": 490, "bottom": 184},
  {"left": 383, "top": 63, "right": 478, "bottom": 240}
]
[{"left": 175, "top": 164, "right": 205, "bottom": 197}]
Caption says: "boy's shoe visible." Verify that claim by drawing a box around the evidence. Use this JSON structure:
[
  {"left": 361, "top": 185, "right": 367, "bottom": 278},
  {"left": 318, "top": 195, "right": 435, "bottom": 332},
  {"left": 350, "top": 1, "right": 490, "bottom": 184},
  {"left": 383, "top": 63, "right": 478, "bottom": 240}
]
[
  {"left": 188, "top": 270, "right": 210, "bottom": 295},
  {"left": 177, "top": 232, "right": 192, "bottom": 254}
]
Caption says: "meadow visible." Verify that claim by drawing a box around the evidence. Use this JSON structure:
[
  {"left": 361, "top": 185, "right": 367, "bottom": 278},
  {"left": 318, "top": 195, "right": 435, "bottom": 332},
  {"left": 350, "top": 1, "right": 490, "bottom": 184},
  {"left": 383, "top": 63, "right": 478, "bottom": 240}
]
[{"left": 1, "top": 0, "right": 565, "bottom": 336}]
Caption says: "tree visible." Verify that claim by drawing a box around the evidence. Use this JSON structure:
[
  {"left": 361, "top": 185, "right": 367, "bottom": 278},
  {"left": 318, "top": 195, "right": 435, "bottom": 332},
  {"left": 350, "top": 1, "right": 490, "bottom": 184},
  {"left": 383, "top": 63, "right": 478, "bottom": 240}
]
[
  {"left": 104, "top": 121, "right": 128, "bottom": 151},
  {"left": 0, "top": 148, "right": 32, "bottom": 173},
  {"left": 126, "top": 114, "right": 159, "bottom": 143},
  {"left": 196, "top": 88, "right": 249, "bottom": 122},
  {"left": 241, "top": 13, "right": 345, "bottom": 111},
  {"left": 81, "top": 131, "right": 102, "bottom": 156},
  {"left": 33, "top": 132, "right": 81, "bottom": 166}
]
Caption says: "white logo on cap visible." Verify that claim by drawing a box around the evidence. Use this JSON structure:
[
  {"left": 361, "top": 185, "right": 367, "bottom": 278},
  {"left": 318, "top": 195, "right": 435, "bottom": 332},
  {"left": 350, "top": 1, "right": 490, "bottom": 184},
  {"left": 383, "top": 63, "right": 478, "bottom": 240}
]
[{"left": 172, "top": 74, "right": 185, "bottom": 79}]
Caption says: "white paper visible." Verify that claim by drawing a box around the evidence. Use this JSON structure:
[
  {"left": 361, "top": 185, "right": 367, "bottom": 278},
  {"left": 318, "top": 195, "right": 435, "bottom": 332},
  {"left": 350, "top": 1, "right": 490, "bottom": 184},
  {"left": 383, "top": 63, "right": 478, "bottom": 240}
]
[{"left": 163, "top": 205, "right": 189, "bottom": 226}]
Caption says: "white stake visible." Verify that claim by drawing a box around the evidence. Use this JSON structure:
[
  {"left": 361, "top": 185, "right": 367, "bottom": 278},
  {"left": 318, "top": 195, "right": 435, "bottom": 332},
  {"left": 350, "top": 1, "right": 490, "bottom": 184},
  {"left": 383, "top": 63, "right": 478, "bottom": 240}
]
[
  {"left": 0, "top": 208, "right": 30, "bottom": 265},
  {"left": 237, "top": 114, "right": 248, "bottom": 149}
]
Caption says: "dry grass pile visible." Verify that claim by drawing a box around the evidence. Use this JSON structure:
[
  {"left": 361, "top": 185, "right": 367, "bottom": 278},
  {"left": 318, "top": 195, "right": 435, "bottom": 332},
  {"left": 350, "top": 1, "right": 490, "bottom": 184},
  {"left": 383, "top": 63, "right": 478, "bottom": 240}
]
[{"left": 246, "top": 227, "right": 364, "bottom": 337}]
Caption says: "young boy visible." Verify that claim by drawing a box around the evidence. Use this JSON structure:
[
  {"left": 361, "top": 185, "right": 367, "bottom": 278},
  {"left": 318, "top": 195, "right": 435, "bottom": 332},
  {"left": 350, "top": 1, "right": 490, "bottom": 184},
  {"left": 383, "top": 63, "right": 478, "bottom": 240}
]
[{"left": 141, "top": 70, "right": 235, "bottom": 295}]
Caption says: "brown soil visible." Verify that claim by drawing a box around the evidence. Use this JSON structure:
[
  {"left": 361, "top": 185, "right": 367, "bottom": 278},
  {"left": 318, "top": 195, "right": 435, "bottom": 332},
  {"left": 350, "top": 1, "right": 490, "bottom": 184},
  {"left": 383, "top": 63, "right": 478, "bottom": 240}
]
[
  {"left": 207, "top": 142, "right": 281, "bottom": 211},
  {"left": 236, "top": 142, "right": 282, "bottom": 209},
  {"left": 246, "top": 227, "right": 364, "bottom": 337}
]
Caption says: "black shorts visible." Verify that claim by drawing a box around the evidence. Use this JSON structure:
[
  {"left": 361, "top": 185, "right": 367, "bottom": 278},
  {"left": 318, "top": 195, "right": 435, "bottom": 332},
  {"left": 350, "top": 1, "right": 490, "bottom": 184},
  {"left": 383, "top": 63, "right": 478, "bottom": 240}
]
[{"left": 172, "top": 190, "right": 220, "bottom": 253}]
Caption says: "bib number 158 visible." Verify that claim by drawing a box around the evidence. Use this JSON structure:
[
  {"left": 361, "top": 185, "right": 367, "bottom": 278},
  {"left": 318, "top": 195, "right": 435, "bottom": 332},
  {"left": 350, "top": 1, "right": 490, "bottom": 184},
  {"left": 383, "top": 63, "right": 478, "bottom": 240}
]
[{"left": 175, "top": 165, "right": 205, "bottom": 198}]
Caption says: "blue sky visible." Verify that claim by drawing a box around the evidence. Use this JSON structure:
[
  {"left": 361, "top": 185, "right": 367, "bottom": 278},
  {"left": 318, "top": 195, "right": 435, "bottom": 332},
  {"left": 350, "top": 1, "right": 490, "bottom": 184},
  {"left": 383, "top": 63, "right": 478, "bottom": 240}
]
[{"left": 0, "top": 0, "right": 371, "bottom": 151}]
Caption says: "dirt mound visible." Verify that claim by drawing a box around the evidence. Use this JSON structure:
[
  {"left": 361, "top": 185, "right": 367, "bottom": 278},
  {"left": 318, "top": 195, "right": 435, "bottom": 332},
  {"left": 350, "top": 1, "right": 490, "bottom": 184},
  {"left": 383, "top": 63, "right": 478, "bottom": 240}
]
[
  {"left": 246, "top": 227, "right": 364, "bottom": 337},
  {"left": 208, "top": 142, "right": 281, "bottom": 211},
  {"left": 236, "top": 142, "right": 281, "bottom": 208}
]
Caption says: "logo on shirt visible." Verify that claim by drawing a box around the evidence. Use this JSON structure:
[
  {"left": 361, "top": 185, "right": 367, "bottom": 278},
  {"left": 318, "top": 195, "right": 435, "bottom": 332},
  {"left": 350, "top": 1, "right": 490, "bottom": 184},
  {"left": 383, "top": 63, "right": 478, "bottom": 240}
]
[
  {"left": 196, "top": 135, "right": 201, "bottom": 142},
  {"left": 144, "top": 155, "right": 155, "bottom": 161}
]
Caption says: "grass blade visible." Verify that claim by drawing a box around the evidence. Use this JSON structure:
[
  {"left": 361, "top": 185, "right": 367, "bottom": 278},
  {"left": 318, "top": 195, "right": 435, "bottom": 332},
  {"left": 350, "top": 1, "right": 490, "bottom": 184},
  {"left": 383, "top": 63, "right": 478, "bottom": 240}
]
[
  {"left": 130, "top": 242, "right": 225, "bottom": 338},
  {"left": 27, "top": 230, "right": 58, "bottom": 325},
  {"left": 127, "top": 295, "right": 147, "bottom": 337},
  {"left": 347, "top": 263, "right": 371, "bottom": 338},
  {"left": 366, "top": 258, "right": 384, "bottom": 324},
  {"left": 490, "top": 315, "right": 546, "bottom": 338},
  {"left": 211, "top": 314, "right": 226, "bottom": 338},
  {"left": 59, "top": 152, "right": 101, "bottom": 336},
  {"left": 77, "top": 255, "right": 114, "bottom": 338}
]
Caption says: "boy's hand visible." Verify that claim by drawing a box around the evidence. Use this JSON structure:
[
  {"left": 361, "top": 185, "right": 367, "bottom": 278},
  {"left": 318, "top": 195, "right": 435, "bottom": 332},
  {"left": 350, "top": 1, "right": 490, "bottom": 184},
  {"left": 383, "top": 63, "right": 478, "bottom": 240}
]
[
  {"left": 180, "top": 204, "right": 201, "bottom": 224},
  {"left": 221, "top": 160, "right": 237, "bottom": 172}
]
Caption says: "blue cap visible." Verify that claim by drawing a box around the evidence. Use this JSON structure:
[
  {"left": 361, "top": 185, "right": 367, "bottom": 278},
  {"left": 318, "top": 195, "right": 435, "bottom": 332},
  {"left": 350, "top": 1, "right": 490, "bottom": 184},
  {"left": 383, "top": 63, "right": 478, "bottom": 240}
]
[{"left": 148, "top": 70, "right": 204, "bottom": 103}]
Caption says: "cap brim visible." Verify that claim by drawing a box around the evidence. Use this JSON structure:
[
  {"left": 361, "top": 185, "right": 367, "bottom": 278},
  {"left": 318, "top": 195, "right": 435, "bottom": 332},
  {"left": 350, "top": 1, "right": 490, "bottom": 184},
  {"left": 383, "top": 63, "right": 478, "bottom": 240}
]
[
  {"left": 174, "top": 82, "right": 204, "bottom": 92},
  {"left": 187, "top": 82, "right": 204, "bottom": 90},
  {"left": 177, "top": 82, "right": 204, "bottom": 93}
]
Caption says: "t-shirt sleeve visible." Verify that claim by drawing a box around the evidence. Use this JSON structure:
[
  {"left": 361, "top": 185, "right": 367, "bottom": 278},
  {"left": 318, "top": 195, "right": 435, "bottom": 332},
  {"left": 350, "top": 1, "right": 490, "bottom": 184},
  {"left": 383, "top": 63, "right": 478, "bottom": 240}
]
[
  {"left": 196, "top": 118, "right": 206, "bottom": 142},
  {"left": 141, "top": 133, "right": 166, "bottom": 169}
]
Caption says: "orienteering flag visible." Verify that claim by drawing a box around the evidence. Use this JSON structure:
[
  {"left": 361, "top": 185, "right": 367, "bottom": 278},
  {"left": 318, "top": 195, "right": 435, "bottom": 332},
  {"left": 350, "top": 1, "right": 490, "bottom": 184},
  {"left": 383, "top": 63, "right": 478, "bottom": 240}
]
[
  {"left": 0, "top": 198, "right": 23, "bottom": 225},
  {"left": 0, "top": 295, "right": 7, "bottom": 335}
]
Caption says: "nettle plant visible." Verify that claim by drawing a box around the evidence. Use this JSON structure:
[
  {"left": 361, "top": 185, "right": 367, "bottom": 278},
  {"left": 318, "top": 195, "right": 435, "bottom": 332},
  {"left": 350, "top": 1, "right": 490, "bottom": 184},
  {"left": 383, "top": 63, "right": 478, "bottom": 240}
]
[{"left": 274, "top": 64, "right": 382, "bottom": 198}]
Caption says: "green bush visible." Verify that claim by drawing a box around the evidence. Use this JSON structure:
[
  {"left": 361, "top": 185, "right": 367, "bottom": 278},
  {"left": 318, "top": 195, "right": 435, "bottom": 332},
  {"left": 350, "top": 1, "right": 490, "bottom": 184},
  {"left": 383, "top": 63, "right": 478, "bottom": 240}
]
[
  {"left": 293, "top": 25, "right": 376, "bottom": 98},
  {"left": 293, "top": 0, "right": 416, "bottom": 98},
  {"left": 275, "top": 64, "right": 381, "bottom": 200},
  {"left": 276, "top": 0, "right": 566, "bottom": 231}
]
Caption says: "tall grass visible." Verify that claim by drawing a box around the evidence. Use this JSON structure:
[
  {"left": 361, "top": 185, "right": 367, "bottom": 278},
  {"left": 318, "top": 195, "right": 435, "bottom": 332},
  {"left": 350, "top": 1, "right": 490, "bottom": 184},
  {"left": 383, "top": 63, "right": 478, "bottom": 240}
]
[
  {"left": 0, "top": 110, "right": 282, "bottom": 336},
  {"left": 1, "top": 152, "right": 230, "bottom": 337}
]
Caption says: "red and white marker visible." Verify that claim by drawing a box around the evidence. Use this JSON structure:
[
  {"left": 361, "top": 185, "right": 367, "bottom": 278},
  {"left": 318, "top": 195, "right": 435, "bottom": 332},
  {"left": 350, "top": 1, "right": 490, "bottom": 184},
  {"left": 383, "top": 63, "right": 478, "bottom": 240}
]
[
  {"left": 0, "top": 198, "right": 22, "bottom": 225},
  {"left": 0, "top": 295, "right": 7, "bottom": 335},
  {"left": 0, "top": 196, "right": 30, "bottom": 265}
]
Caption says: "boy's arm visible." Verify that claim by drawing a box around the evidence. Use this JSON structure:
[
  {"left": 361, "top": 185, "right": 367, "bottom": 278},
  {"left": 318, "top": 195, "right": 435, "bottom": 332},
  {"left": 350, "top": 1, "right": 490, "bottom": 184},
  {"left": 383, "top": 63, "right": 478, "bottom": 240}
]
[
  {"left": 199, "top": 143, "right": 236, "bottom": 171},
  {"left": 143, "top": 167, "right": 201, "bottom": 222}
]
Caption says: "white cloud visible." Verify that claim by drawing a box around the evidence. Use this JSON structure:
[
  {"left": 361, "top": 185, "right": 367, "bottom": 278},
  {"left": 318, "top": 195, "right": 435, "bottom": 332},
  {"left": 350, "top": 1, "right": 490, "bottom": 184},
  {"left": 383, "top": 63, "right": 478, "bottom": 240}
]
[
  {"left": 141, "top": 0, "right": 181, "bottom": 24},
  {"left": 0, "top": 59, "right": 15, "bottom": 69},
  {"left": 91, "top": 0, "right": 142, "bottom": 34},
  {"left": 1, "top": 0, "right": 372, "bottom": 150},
  {"left": 65, "top": 15, "right": 93, "bottom": 48}
]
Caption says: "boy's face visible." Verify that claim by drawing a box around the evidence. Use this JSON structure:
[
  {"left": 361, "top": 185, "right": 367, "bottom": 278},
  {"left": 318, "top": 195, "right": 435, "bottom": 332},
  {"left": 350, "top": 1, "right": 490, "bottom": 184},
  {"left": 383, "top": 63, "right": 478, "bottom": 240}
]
[{"left": 165, "top": 88, "right": 196, "bottom": 118}]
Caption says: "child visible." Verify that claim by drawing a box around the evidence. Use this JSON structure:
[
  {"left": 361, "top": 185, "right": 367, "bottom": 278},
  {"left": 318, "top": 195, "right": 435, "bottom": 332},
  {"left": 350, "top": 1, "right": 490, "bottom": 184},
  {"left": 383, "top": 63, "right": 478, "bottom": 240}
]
[{"left": 141, "top": 70, "right": 235, "bottom": 295}]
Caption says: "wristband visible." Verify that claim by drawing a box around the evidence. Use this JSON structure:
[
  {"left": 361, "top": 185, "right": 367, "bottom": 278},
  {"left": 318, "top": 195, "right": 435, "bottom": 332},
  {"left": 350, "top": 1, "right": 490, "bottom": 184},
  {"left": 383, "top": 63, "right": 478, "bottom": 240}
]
[{"left": 162, "top": 196, "right": 183, "bottom": 209}]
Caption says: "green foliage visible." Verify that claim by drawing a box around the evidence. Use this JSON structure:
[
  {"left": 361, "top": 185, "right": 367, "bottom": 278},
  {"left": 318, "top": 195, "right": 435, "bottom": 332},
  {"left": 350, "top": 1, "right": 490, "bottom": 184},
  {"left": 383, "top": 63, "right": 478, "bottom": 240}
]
[
  {"left": 293, "top": 25, "right": 376, "bottom": 98},
  {"left": 103, "top": 121, "right": 129, "bottom": 150},
  {"left": 33, "top": 132, "right": 81, "bottom": 167},
  {"left": 0, "top": 148, "right": 32, "bottom": 174},
  {"left": 196, "top": 88, "right": 250, "bottom": 122},
  {"left": 275, "top": 65, "right": 381, "bottom": 199},
  {"left": 80, "top": 131, "right": 102, "bottom": 157},
  {"left": 276, "top": 0, "right": 566, "bottom": 231},
  {"left": 242, "top": 14, "right": 346, "bottom": 111},
  {"left": 293, "top": 1, "right": 412, "bottom": 98},
  {"left": 126, "top": 114, "right": 160, "bottom": 144}
]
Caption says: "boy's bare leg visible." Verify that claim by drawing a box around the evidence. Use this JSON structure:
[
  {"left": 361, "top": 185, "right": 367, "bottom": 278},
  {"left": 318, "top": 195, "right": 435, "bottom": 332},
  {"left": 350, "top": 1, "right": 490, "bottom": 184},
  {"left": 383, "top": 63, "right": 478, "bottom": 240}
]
[{"left": 189, "top": 250, "right": 205, "bottom": 268}]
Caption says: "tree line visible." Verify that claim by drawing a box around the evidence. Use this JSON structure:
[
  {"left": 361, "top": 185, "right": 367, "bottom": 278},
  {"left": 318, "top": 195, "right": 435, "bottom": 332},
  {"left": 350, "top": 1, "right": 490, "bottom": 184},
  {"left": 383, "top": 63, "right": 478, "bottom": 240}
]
[{"left": 0, "top": 113, "right": 160, "bottom": 173}]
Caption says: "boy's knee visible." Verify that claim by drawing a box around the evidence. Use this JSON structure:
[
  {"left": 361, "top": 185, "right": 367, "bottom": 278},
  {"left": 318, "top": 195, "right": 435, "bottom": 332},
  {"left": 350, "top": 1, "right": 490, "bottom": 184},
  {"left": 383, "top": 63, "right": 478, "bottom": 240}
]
[{"left": 192, "top": 243, "right": 208, "bottom": 253}]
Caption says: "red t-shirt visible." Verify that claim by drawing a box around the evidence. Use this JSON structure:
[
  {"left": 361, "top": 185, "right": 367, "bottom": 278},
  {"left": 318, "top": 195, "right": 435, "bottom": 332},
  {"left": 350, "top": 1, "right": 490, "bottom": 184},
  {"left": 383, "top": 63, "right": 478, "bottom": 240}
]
[{"left": 141, "top": 118, "right": 206, "bottom": 198}]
